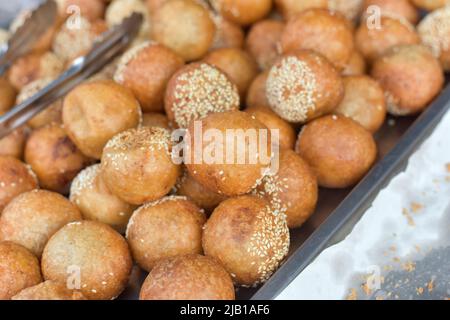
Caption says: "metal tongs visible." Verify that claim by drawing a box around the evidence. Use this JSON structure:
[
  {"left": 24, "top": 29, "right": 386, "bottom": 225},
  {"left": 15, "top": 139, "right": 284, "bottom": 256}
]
[
  {"left": 0, "top": 12, "right": 143, "bottom": 139},
  {"left": 0, "top": 0, "right": 57, "bottom": 76}
]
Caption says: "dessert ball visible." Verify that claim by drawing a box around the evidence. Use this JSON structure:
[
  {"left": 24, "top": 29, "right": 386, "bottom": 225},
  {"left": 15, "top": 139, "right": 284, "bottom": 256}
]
[
  {"left": 41, "top": 221, "right": 133, "bottom": 300},
  {"left": 203, "top": 195, "right": 289, "bottom": 286},
  {"left": 246, "top": 19, "right": 284, "bottom": 70},
  {"left": 342, "top": 50, "right": 367, "bottom": 76},
  {"left": 164, "top": 63, "right": 240, "bottom": 128},
  {"left": 0, "top": 190, "right": 82, "bottom": 257},
  {"left": 246, "top": 71, "right": 271, "bottom": 110},
  {"left": 141, "top": 112, "right": 171, "bottom": 130},
  {"left": 355, "top": 16, "right": 420, "bottom": 62},
  {"left": 371, "top": 44, "right": 444, "bottom": 115},
  {"left": 114, "top": 42, "right": 184, "bottom": 112},
  {"left": 24, "top": 124, "right": 91, "bottom": 194},
  {"left": 203, "top": 48, "right": 259, "bottom": 99},
  {"left": 17, "top": 78, "right": 63, "bottom": 129},
  {"left": 362, "top": 0, "right": 419, "bottom": 24},
  {"left": 211, "top": 0, "right": 272, "bottom": 26},
  {"left": 275, "top": 0, "right": 327, "bottom": 20},
  {"left": 328, "top": 0, "right": 364, "bottom": 22},
  {"left": 175, "top": 170, "right": 227, "bottom": 213},
  {"left": 8, "top": 52, "right": 64, "bottom": 91},
  {"left": 296, "top": 114, "right": 377, "bottom": 188},
  {"left": 245, "top": 108, "right": 296, "bottom": 150},
  {"left": 266, "top": 50, "right": 344, "bottom": 123},
  {"left": 335, "top": 75, "right": 386, "bottom": 133},
  {"left": 12, "top": 280, "right": 86, "bottom": 300},
  {"left": 185, "top": 111, "right": 273, "bottom": 196},
  {"left": 152, "top": 0, "right": 215, "bottom": 61},
  {"left": 0, "top": 128, "right": 27, "bottom": 159},
  {"left": 418, "top": 6, "right": 450, "bottom": 71},
  {"left": 0, "top": 157, "right": 38, "bottom": 212},
  {"left": 52, "top": 17, "right": 107, "bottom": 64},
  {"left": 126, "top": 196, "right": 206, "bottom": 271},
  {"left": 0, "top": 77, "right": 16, "bottom": 114},
  {"left": 140, "top": 254, "right": 235, "bottom": 300},
  {"left": 70, "top": 165, "right": 136, "bottom": 233},
  {"left": 410, "top": 0, "right": 450, "bottom": 11},
  {"left": 0, "top": 242, "right": 42, "bottom": 300},
  {"left": 63, "top": 80, "right": 141, "bottom": 159},
  {"left": 281, "top": 9, "right": 354, "bottom": 71},
  {"left": 56, "top": 0, "right": 106, "bottom": 22},
  {"left": 105, "top": 0, "right": 151, "bottom": 39},
  {"left": 210, "top": 15, "right": 245, "bottom": 50},
  {"left": 101, "top": 127, "right": 180, "bottom": 205},
  {"left": 256, "top": 149, "right": 318, "bottom": 228}
]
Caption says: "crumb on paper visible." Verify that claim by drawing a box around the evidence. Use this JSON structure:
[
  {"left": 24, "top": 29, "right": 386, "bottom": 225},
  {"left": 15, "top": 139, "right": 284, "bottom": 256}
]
[
  {"left": 410, "top": 202, "right": 423, "bottom": 213},
  {"left": 362, "top": 283, "right": 372, "bottom": 296},
  {"left": 402, "top": 208, "right": 415, "bottom": 226},
  {"left": 427, "top": 279, "right": 435, "bottom": 293},
  {"left": 346, "top": 289, "right": 358, "bottom": 300},
  {"left": 402, "top": 261, "right": 416, "bottom": 272},
  {"left": 416, "top": 287, "right": 424, "bottom": 295}
]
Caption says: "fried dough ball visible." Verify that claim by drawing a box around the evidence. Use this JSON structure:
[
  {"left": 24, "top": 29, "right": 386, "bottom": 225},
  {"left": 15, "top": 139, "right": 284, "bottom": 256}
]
[
  {"left": 17, "top": 78, "right": 63, "bottom": 129},
  {"left": 24, "top": 124, "right": 91, "bottom": 194},
  {"left": 0, "top": 128, "right": 27, "bottom": 159},
  {"left": 246, "top": 19, "right": 284, "bottom": 71},
  {"left": 185, "top": 111, "right": 273, "bottom": 196},
  {"left": 245, "top": 108, "right": 296, "bottom": 150},
  {"left": 164, "top": 63, "right": 240, "bottom": 128},
  {"left": 274, "top": 0, "right": 327, "bottom": 20},
  {"left": 362, "top": 0, "right": 419, "bottom": 24},
  {"left": 296, "top": 114, "right": 377, "bottom": 188},
  {"left": 52, "top": 17, "right": 107, "bottom": 64},
  {"left": 355, "top": 16, "right": 420, "bottom": 62},
  {"left": 0, "top": 242, "right": 42, "bottom": 300},
  {"left": 0, "top": 190, "right": 82, "bottom": 257},
  {"left": 0, "top": 78, "right": 16, "bottom": 114},
  {"left": 203, "top": 48, "right": 259, "bottom": 99},
  {"left": 141, "top": 112, "right": 171, "bottom": 130},
  {"left": 256, "top": 149, "right": 318, "bottom": 229},
  {"left": 266, "top": 50, "right": 344, "bottom": 123},
  {"left": 211, "top": 15, "right": 245, "bottom": 50},
  {"left": 335, "top": 76, "right": 386, "bottom": 133},
  {"left": 203, "top": 195, "right": 289, "bottom": 286},
  {"left": 101, "top": 127, "right": 180, "bottom": 205},
  {"left": 371, "top": 44, "right": 444, "bottom": 115},
  {"left": 410, "top": 0, "right": 450, "bottom": 11},
  {"left": 211, "top": 0, "right": 272, "bottom": 26},
  {"left": 8, "top": 52, "right": 64, "bottom": 91},
  {"left": 328, "top": 0, "right": 364, "bottom": 22},
  {"left": 342, "top": 50, "right": 367, "bottom": 76},
  {"left": 0, "top": 157, "right": 38, "bottom": 212},
  {"left": 56, "top": 0, "right": 106, "bottom": 22},
  {"left": 281, "top": 9, "right": 354, "bottom": 71},
  {"left": 63, "top": 80, "right": 141, "bottom": 159},
  {"left": 146, "top": 0, "right": 168, "bottom": 13},
  {"left": 105, "top": 0, "right": 151, "bottom": 39},
  {"left": 140, "top": 254, "right": 235, "bottom": 300},
  {"left": 114, "top": 42, "right": 184, "bottom": 112},
  {"left": 175, "top": 171, "right": 227, "bottom": 213},
  {"left": 246, "top": 71, "right": 271, "bottom": 110},
  {"left": 42, "top": 221, "right": 133, "bottom": 300},
  {"left": 152, "top": 0, "right": 215, "bottom": 61},
  {"left": 418, "top": 6, "right": 450, "bottom": 71},
  {"left": 70, "top": 165, "right": 136, "bottom": 233},
  {"left": 126, "top": 196, "right": 206, "bottom": 271},
  {"left": 12, "top": 280, "right": 86, "bottom": 300}
]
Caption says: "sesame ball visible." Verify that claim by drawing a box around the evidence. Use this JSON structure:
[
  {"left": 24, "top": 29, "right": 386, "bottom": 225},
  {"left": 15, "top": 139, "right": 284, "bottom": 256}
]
[
  {"left": 274, "top": 0, "right": 328, "bottom": 20},
  {"left": 210, "top": 0, "right": 273, "bottom": 26},
  {"left": 105, "top": 0, "right": 151, "bottom": 39},
  {"left": 12, "top": 280, "right": 86, "bottom": 300}
]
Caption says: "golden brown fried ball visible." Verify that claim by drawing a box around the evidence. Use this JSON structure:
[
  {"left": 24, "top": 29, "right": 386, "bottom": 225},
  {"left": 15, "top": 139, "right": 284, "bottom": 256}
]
[
  {"left": 41, "top": 220, "right": 133, "bottom": 300},
  {"left": 126, "top": 196, "right": 206, "bottom": 272},
  {"left": 203, "top": 48, "right": 259, "bottom": 99},
  {"left": 335, "top": 75, "right": 386, "bottom": 133},
  {"left": 256, "top": 149, "right": 318, "bottom": 229},
  {"left": 12, "top": 280, "right": 86, "bottom": 300},
  {"left": 410, "top": 0, "right": 450, "bottom": 11},
  {"left": 275, "top": 0, "right": 327, "bottom": 20},
  {"left": 0, "top": 190, "right": 82, "bottom": 257},
  {"left": 114, "top": 43, "right": 184, "bottom": 113},
  {"left": 175, "top": 170, "right": 227, "bottom": 213},
  {"left": 101, "top": 127, "right": 180, "bottom": 205},
  {"left": 211, "top": 0, "right": 272, "bottom": 26},
  {"left": 152, "top": 0, "right": 215, "bottom": 61},
  {"left": 266, "top": 50, "right": 344, "bottom": 123},
  {"left": 210, "top": 15, "right": 245, "bottom": 50},
  {"left": 105, "top": 0, "right": 151, "bottom": 39},
  {"left": 63, "top": 80, "right": 141, "bottom": 159},
  {"left": 203, "top": 195, "right": 289, "bottom": 286},
  {"left": 328, "top": 0, "right": 365, "bottom": 22},
  {"left": 296, "top": 114, "right": 377, "bottom": 188},
  {"left": 418, "top": 6, "right": 450, "bottom": 71},
  {"left": 140, "top": 254, "right": 235, "bottom": 300},
  {"left": 342, "top": 50, "right": 367, "bottom": 76},
  {"left": 355, "top": 16, "right": 420, "bottom": 62},
  {"left": 164, "top": 62, "right": 240, "bottom": 128},
  {"left": 0, "top": 157, "right": 38, "bottom": 212},
  {"left": 0, "top": 128, "right": 27, "bottom": 160},
  {"left": 246, "top": 71, "right": 271, "bottom": 110},
  {"left": 56, "top": 0, "right": 106, "bottom": 22},
  {"left": 281, "top": 9, "right": 354, "bottom": 71},
  {"left": 70, "top": 164, "right": 136, "bottom": 234},
  {"left": 0, "top": 77, "right": 16, "bottom": 114},
  {"left": 185, "top": 111, "right": 273, "bottom": 197},
  {"left": 141, "top": 112, "right": 171, "bottom": 130},
  {"left": 362, "top": 0, "right": 419, "bottom": 24},
  {"left": 371, "top": 44, "right": 444, "bottom": 116},
  {"left": 24, "top": 124, "right": 91, "bottom": 194},
  {"left": 0, "top": 242, "right": 42, "bottom": 300},
  {"left": 246, "top": 19, "right": 284, "bottom": 71}
]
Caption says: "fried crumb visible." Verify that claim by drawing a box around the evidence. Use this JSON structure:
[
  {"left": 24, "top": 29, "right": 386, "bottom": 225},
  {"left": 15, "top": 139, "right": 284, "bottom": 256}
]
[
  {"left": 402, "top": 261, "right": 416, "bottom": 272},
  {"left": 427, "top": 279, "right": 435, "bottom": 292},
  {"left": 416, "top": 287, "right": 424, "bottom": 295},
  {"left": 410, "top": 202, "right": 423, "bottom": 213},
  {"left": 402, "top": 208, "right": 415, "bottom": 226},
  {"left": 362, "top": 283, "right": 372, "bottom": 296},
  {"left": 346, "top": 288, "right": 358, "bottom": 300}
]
